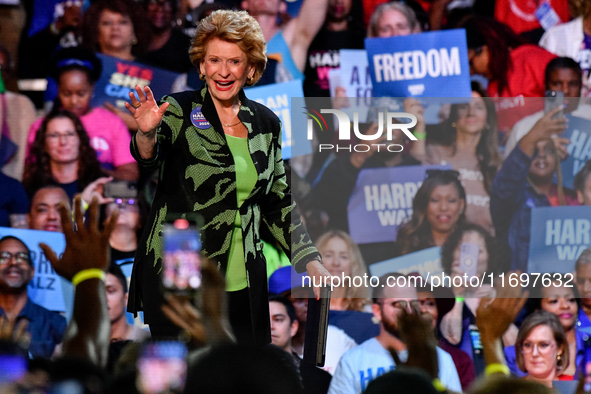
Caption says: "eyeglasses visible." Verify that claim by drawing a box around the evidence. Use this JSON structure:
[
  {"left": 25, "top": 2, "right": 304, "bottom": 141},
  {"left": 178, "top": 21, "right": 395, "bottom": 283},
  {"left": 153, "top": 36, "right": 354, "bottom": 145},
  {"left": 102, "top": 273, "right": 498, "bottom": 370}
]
[
  {"left": 425, "top": 169, "right": 460, "bottom": 180},
  {"left": 390, "top": 300, "right": 420, "bottom": 312},
  {"left": 521, "top": 341, "right": 556, "bottom": 355},
  {"left": 46, "top": 131, "right": 77, "bottom": 142},
  {"left": 0, "top": 251, "right": 31, "bottom": 265}
]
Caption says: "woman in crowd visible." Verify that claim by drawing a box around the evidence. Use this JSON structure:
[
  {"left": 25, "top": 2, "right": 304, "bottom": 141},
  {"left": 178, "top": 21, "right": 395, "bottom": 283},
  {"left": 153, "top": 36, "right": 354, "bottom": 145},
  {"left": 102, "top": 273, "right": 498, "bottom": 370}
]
[
  {"left": 126, "top": 10, "right": 329, "bottom": 342},
  {"left": 438, "top": 223, "right": 513, "bottom": 376},
  {"left": 505, "top": 279, "right": 582, "bottom": 379},
  {"left": 315, "top": 230, "right": 370, "bottom": 311},
  {"left": 490, "top": 107, "right": 577, "bottom": 272},
  {"left": 26, "top": 46, "right": 138, "bottom": 181},
  {"left": 407, "top": 83, "right": 501, "bottom": 234},
  {"left": 395, "top": 170, "right": 466, "bottom": 255},
  {"left": 366, "top": 1, "right": 421, "bottom": 38},
  {"left": 23, "top": 110, "right": 112, "bottom": 202},
  {"left": 460, "top": 16, "right": 555, "bottom": 98},
  {"left": 82, "top": 0, "right": 149, "bottom": 62},
  {"left": 513, "top": 310, "right": 570, "bottom": 387}
]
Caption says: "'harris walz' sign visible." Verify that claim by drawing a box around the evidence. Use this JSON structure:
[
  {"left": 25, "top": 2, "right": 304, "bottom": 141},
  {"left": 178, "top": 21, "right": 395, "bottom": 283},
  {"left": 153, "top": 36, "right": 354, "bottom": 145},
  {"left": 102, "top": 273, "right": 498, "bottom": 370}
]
[{"left": 365, "top": 29, "right": 471, "bottom": 99}]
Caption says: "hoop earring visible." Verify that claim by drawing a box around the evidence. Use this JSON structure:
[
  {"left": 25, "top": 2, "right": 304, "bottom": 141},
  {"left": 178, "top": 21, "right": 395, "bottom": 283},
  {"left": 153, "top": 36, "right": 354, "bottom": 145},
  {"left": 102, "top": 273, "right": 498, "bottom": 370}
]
[
  {"left": 451, "top": 122, "right": 457, "bottom": 128},
  {"left": 199, "top": 74, "right": 206, "bottom": 81},
  {"left": 485, "top": 123, "right": 490, "bottom": 130}
]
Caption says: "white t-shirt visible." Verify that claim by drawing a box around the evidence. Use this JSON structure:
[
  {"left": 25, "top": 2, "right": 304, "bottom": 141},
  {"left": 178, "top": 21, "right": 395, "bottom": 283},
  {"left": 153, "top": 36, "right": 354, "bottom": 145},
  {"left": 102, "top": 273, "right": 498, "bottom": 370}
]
[
  {"left": 328, "top": 337, "right": 461, "bottom": 394},
  {"left": 321, "top": 325, "right": 358, "bottom": 376},
  {"left": 504, "top": 104, "right": 591, "bottom": 158}
]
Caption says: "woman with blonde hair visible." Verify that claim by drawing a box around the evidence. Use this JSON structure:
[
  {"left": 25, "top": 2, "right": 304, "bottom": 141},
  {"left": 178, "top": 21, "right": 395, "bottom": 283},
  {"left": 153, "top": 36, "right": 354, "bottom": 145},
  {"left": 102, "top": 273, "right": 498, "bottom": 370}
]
[
  {"left": 127, "top": 9, "right": 329, "bottom": 343},
  {"left": 316, "top": 230, "right": 370, "bottom": 311}
]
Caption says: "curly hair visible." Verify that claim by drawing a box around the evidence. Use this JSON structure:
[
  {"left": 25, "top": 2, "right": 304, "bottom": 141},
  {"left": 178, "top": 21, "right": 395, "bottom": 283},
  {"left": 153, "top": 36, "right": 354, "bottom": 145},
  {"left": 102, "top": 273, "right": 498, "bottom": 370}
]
[
  {"left": 315, "top": 230, "right": 370, "bottom": 311},
  {"left": 438, "top": 82, "right": 501, "bottom": 193},
  {"left": 23, "top": 110, "right": 105, "bottom": 196},
  {"left": 569, "top": 0, "right": 591, "bottom": 17},
  {"left": 515, "top": 310, "right": 569, "bottom": 375},
  {"left": 189, "top": 10, "right": 267, "bottom": 86},
  {"left": 440, "top": 223, "right": 498, "bottom": 276},
  {"left": 396, "top": 172, "right": 466, "bottom": 256},
  {"left": 82, "top": 0, "right": 150, "bottom": 57}
]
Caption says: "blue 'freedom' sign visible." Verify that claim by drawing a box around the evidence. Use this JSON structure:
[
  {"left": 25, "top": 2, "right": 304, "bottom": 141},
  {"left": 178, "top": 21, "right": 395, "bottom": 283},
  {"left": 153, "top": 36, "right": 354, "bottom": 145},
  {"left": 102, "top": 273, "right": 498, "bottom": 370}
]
[{"left": 365, "top": 29, "right": 471, "bottom": 98}]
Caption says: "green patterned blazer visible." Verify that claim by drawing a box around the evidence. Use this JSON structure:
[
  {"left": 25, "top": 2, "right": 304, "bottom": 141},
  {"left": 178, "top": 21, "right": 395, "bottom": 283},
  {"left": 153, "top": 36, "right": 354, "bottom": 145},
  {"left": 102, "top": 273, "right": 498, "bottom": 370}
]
[{"left": 128, "top": 86, "right": 320, "bottom": 343}]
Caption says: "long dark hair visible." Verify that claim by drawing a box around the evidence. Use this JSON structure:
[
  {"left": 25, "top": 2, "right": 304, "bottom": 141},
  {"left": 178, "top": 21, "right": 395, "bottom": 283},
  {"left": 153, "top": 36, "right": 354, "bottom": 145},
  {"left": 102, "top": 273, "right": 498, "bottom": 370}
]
[
  {"left": 396, "top": 171, "right": 466, "bottom": 255},
  {"left": 23, "top": 110, "right": 105, "bottom": 195},
  {"left": 438, "top": 82, "right": 501, "bottom": 193},
  {"left": 461, "top": 16, "right": 526, "bottom": 96}
]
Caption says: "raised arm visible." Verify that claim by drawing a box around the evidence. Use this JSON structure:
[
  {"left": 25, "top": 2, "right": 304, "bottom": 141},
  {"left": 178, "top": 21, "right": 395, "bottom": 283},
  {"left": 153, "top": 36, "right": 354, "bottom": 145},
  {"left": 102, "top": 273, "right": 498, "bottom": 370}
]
[
  {"left": 126, "top": 85, "right": 170, "bottom": 160},
  {"left": 282, "top": 0, "right": 329, "bottom": 73},
  {"left": 40, "top": 196, "right": 118, "bottom": 367}
]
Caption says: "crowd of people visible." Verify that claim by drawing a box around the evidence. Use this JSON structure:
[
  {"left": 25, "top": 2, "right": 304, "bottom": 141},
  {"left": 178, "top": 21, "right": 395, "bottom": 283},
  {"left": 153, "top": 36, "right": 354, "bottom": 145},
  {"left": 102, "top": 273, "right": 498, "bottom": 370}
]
[{"left": 1, "top": 0, "right": 591, "bottom": 393}]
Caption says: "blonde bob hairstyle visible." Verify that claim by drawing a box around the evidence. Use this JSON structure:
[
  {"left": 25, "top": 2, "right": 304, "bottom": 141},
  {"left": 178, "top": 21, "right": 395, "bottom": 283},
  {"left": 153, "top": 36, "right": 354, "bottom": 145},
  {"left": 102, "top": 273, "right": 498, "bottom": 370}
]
[
  {"left": 189, "top": 10, "right": 267, "bottom": 87},
  {"left": 316, "top": 230, "right": 371, "bottom": 311}
]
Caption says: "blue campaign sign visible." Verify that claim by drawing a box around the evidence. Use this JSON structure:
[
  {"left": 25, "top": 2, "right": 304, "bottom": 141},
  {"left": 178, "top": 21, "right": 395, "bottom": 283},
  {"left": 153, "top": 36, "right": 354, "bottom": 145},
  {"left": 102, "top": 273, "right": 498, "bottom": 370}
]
[
  {"left": 528, "top": 206, "right": 591, "bottom": 274},
  {"left": 339, "top": 49, "right": 373, "bottom": 121},
  {"left": 246, "top": 81, "right": 311, "bottom": 159},
  {"left": 560, "top": 115, "right": 591, "bottom": 190},
  {"left": 0, "top": 228, "right": 73, "bottom": 319},
  {"left": 92, "top": 54, "right": 180, "bottom": 111},
  {"left": 369, "top": 246, "right": 442, "bottom": 278},
  {"left": 347, "top": 164, "right": 451, "bottom": 244},
  {"left": 365, "top": 29, "right": 471, "bottom": 99}
]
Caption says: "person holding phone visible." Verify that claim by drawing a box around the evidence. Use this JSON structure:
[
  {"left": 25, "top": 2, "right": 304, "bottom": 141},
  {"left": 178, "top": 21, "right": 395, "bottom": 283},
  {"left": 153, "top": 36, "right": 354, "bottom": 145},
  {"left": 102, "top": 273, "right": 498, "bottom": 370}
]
[
  {"left": 126, "top": 10, "right": 329, "bottom": 343},
  {"left": 504, "top": 57, "right": 591, "bottom": 158}
]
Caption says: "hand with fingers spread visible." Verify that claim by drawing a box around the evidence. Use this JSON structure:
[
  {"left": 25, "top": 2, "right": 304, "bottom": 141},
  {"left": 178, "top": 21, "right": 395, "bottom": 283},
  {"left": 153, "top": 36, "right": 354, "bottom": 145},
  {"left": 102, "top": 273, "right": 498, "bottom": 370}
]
[
  {"left": 162, "top": 258, "right": 234, "bottom": 347},
  {"left": 125, "top": 85, "right": 170, "bottom": 135},
  {"left": 40, "top": 195, "right": 118, "bottom": 281}
]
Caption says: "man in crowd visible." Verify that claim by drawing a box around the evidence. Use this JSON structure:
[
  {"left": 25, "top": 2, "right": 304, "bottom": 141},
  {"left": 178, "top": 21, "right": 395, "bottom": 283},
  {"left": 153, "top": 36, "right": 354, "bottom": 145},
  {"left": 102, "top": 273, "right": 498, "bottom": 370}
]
[
  {"left": 28, "top": 185, "right": 70, "bottom": 232},
  {"left": 268, "top": 294, "right": 332, "bottom": 394},
  {"left": 106, "top": 262, "right": 150, "bottom": 342},
  {"left": 0, "top": 235, "right": 67, "bottom": 358},
  {"left": 328, "top": 273, "right": 462, "bottom": 394},
  {"left": 504, "top": 57, "right": 591, "bottom": 157}
]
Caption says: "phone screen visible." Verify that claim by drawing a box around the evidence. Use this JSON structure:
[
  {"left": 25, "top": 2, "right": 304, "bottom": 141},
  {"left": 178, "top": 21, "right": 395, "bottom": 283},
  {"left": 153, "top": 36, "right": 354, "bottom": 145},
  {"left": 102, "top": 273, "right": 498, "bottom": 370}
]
[
  {"left": 162, "top": 218, "right": 202, "bottom": 294},
  {"left": 544, "top": 90, "right": 565, "bottom": 120},
  {"left": 137, "top": 341, "right": 188, "bottom": 394},
  {"left": 459, "top": 243, "right": 479, "bottom": 278}
]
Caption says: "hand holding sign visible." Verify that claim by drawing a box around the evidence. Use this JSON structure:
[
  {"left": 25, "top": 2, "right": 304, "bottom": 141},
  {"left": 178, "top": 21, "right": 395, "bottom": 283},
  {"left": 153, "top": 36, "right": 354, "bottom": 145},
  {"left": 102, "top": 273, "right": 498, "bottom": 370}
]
[{"left": 125, "top": 85, "right": 170, "bottom": 135}]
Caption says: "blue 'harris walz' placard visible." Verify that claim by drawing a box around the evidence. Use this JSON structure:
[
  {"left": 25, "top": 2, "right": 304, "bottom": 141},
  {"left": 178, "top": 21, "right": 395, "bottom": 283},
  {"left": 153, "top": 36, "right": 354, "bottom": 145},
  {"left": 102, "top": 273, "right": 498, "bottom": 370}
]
[
  {"left": 365, "top": 29, "right": 471, "bottom": 100},
  {"left": 528, "top": 206, "right": 591, "bottom": 274},
  {"left": 347, "top": 164, "right": 450, "bottom": 245},
  {"left": 559, "top": 114, "right": 591, "bottom": 190}
]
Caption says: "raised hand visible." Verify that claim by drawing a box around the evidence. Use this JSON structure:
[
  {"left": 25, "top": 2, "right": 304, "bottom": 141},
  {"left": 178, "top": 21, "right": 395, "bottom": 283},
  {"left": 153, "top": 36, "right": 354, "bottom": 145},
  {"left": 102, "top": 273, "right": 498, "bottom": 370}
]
[
  {"left": 403, "top": 98, "right": 425, "bottom": 133},
  {"left": 125, "top": 85, "right": 170, "bottom": 134},
  {"left": 81, "top": 176, "right": 114, "bottom": 206},
  {"left": 39, "top": 196, "right": 118, "bottom": 281},
  {"left": 476, "top": 282, "right": 528, "bottom": 341}
]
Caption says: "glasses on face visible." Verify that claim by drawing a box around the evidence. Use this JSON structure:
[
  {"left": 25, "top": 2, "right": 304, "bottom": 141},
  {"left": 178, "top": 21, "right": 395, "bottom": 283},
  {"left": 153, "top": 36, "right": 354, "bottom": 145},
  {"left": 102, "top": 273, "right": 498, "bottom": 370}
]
[
  {"left": 521, "top": 340, "right": 556, "bottom": 355},
  {"left": 0, "top": 251, "right": 30, "bottom": 265},
  {"left": 46, "top": 131, "right": 77, "bottom": 142},
  {"left": 425, "top": 169, "right": 460, "bottom": 180},
  {"left": 391, "top": 300, "right": 420, "bottom": 312}
]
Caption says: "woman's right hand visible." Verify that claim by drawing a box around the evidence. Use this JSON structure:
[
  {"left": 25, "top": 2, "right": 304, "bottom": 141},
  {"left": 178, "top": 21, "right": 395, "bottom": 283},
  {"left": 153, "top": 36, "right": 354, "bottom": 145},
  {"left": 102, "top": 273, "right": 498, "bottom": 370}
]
[
  {"left": 125, "top": 85, "right": 170, "bottom": 134},
  {"left": 527, "top": 106, "right": 568, "bottom": 142}
]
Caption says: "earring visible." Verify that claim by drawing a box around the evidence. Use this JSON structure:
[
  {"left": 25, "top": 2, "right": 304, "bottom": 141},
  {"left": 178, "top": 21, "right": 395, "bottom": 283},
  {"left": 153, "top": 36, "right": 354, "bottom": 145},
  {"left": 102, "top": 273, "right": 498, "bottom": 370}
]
[
  {"left": 371, "top": 316, "right": 379, "bottom": 324},
  {"left": 248, "top": 76, "right": 254, "bottom": 83},
  {"left": 451, "top": 122, "right": 457, "bottom": 128},
  {"left": 199, "top": 73, "right": 206, "bottom": 81},
  {"left": 557, "top": 354, "right": 562, "bottom": 362},
  {"left": 131, "top": 37, "right": 138, "bottom": 45},
  {"left": 485, "top": 123, "right": 490, "bottom": 130}
]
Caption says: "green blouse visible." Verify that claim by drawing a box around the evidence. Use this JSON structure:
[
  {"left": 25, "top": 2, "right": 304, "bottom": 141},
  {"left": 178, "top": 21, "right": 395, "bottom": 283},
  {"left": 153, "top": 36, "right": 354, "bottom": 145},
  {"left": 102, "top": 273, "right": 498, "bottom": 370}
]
[{"left": 225, "top": 134, "right": 257, "bottom": 291}]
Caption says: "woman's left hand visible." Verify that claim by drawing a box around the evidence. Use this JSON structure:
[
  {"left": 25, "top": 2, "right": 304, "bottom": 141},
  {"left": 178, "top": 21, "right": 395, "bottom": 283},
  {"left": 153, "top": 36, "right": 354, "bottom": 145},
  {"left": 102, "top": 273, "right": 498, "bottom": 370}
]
[{"left": 306, "top": 260, "right": 332, "bottom": 300}]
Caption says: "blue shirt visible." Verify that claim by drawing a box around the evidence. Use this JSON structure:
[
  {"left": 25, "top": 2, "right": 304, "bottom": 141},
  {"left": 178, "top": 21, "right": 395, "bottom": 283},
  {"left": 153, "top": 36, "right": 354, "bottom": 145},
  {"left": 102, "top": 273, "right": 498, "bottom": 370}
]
[
  {"left": 0, "top": 173, "right": 29, "bottom": 227},
  {"left": 0, "top": 298, "right": 67, "bottom": 359}
]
